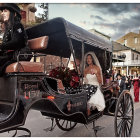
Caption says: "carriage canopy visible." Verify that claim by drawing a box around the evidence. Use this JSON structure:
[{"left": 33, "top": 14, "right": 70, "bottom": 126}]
[{"left": 26, "top": 17, "right": 112, "bottom": 58}]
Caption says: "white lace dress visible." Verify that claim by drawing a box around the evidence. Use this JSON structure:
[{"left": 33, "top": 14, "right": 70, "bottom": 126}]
[{"left": 85, "top": 74, "right": 105, "bottom": 111}]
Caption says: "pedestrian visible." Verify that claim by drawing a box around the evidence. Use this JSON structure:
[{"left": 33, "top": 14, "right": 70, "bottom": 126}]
[
  {"left": 113, "top": 69, "right": 118, "bottom": 81},
  {"left": 117, "top": 74, "right": 126, "bottom": 94},
  {"left": 121, "top": 74, "right": 126, "bottom": 81},
  {"left": 132, "top": 72, "right": 139, "bottom": 102},
  {"left": 0, "top": 3, "right": 30, "bottom": 76},
  {"left": 125, "top": 76, "right": 131, "bottom": 90},
  {"left": 130, "top": 75, "right": 133, "bottom": 88}
]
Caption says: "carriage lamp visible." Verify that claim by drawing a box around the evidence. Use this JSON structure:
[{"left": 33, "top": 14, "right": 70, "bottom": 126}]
[{"left": 47, "top": 95, "right": 55, "bottom": 100}]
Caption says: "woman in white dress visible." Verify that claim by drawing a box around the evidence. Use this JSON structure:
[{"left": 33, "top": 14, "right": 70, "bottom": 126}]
[{"left": 84, "top": 53, "right": 105, "bottom": 115}]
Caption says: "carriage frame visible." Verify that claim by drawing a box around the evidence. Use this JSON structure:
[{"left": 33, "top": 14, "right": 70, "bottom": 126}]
[{"left": 0, "top": 17, "right": 134, "bottom": 137}]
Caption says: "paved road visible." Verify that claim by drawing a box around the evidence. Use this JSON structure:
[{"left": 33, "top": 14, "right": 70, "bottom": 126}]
[
  {"left": 25, "top": 103, "right": 140, "bottom": 137},
  {"left": 0, "top": 88, "right": 140, "bottom": 137}
]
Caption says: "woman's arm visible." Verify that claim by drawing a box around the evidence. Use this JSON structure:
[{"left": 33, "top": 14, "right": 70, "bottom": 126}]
[
  {"left": 95, "top": 66, "right": 102, "bottom": 85},
  {"left": 83, "top": 68, "right": 88, "bottom": 84}
]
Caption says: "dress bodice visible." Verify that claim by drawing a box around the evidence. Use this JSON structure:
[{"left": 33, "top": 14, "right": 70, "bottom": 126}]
[
  {"left": 86, "top": 74, "right": 99, "bottom": 86},
  {"left": 133, "top": 78, "right": 139, "bottom": 87}
]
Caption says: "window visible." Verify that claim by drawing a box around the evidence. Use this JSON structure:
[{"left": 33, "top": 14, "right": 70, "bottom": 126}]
[
  {"left": 136, "top": 55, "right": 138, "bottom": 60},
  {"left": 132, "top": 53, "right": 134, "bottom": 60},
  {"left": 124, "top": 39, "right": 127, "bottom": 45},
  {"left": 134, "top": 37, "right": 138, "bottom": 44}
]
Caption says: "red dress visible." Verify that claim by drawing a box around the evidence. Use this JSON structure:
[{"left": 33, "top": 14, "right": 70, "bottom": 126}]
[{"left": 133, "top": 78, "right": 139, "bottom": 102}]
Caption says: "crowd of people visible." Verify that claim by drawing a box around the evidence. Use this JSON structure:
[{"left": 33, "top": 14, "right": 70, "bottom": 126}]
[{"left": 113, "top": 71, "right": 140, "bottom": 103}]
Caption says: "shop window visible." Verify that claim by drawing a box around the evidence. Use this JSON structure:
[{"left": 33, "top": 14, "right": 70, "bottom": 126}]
[
  {"left": 132, "top": 53, "right": 134, "bottom": 60},
  {"left": 136, "top": 55, "right": 138, "bottom": 60}
]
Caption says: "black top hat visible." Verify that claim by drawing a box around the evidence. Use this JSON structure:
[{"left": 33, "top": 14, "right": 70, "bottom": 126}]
[
  {"left": 117, "top": 74, "right": 122, "bottom": 77},
  {"left": 0, "top": 3, "right": 21, "bottom": 19}
]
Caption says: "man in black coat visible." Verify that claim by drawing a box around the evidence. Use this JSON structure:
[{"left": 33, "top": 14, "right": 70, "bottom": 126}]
[{"left": 117, "top": 74, "right": 126, "bottom": 94}]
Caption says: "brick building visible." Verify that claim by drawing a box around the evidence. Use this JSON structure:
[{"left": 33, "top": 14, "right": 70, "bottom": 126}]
[
  {"left": 116, "top": 32, "right": 140, "bottom": 52},
  {"left": 18, "top": 4, "right": 36, "bottom": 26}
]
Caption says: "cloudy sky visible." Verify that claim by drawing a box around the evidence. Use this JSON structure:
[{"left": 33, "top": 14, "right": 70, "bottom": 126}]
[{"left": 48, "top": 3, "right": 140, "bottom": 41}]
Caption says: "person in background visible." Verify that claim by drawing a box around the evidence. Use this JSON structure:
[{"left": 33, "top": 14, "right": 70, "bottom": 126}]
[
  {"left": 125, "top": 76, "right": 131, "bottom": 91},
  {"left": 113, "top": 69, "right": 118, "bottom": 81},
  {"left": 0, "top": 3, "right": 30, "bottom": 76},
  {"left": 130, "top": 75, "right": 133, "bottom": 88},
  {"left": 117, "top": 74, "right": 126, "bottom": 94},
  {"left": 121, "top": 74, "right": 126, "bottom": 81},
  {"left": 132, "top": 72, "right": 139, "bottom": 102}
]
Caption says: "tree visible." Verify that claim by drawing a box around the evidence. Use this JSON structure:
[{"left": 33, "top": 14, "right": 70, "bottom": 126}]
[{"left": 38, "top": 3, "right": 48, "bottom": 22}]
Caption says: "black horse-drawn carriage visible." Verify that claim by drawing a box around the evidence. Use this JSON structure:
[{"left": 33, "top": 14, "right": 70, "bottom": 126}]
[{"left": 0, "top": 18, "right": 134, "bottom": 137}]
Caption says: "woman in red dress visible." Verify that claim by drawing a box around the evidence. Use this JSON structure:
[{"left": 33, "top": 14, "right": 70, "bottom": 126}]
[{"left": 133, "top": 72, "right": 139, "bottom": 102}]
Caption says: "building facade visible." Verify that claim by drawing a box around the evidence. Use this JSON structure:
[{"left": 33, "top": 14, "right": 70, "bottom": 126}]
[
  {"left": 0, "top": 3, "right": 36, "bottom": 25},
  {"left": 18, "top": 4, "right": 36, "bottom": 26},
  {"left": 113, "top": 41, "right": 140, "bottom": 76},
  {"left": 116, "top": 32, "right": 140, "bottom": 52}
]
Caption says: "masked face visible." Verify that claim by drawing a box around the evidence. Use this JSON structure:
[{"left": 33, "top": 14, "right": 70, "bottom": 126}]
[{"left": 1, "top": 9, "right": 10, "bottom": 22}]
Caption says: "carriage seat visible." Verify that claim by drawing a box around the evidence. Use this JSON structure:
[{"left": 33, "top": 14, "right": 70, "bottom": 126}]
[
  {"left": 5, "top": 61, "right": 44, "bottom": 73},
  {"left": 5, "top": 36, "right": 49, "bottom": 73}
]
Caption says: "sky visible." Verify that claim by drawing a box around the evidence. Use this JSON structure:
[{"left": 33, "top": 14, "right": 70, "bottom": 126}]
[{"left": 45, "top": 3, "right": 140, "bottom": 41}]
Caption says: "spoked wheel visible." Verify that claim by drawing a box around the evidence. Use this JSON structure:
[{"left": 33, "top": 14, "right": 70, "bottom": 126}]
[
  {"left": 114, "top": 91, "right": 134, "bottom": 137},
  {"left": 55, "top": 118, "right": 77, "bottom": 131}
]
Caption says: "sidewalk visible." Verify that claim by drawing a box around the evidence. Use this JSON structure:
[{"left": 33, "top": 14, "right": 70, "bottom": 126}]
[{"left": 130, "top": 87, "right": 140, "bottom": 110}]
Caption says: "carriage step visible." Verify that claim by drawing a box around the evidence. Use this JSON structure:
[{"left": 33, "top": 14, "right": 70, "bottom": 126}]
[
  {"left": 44, "top": 126, "right": 55, "bottom": 132},
  {"left": 92, "top": 126, "right": 104, "bottom": 132},
  {"left": 0, "top": 113, "right": 8, "bottom": 121},
  {"left": 44, "top": 117, "right": 56, "bottom": 132}
]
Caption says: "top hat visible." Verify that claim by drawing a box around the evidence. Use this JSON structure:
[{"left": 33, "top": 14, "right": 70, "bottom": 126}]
[{"left": 0, "top": 3, "right": 21, "bottom": 19}]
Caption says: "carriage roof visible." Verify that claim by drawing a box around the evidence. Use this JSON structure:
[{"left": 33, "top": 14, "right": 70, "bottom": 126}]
[{"left": 26, "top": 17, "right": 112, "bottom": 58}]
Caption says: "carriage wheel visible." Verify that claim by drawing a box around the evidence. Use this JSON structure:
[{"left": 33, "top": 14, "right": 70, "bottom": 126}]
[
  {"left": 114, "top": 91, "right": 134, "bottom": 137},
  {"left": 55, "top": 118, "right": 77, "bottom": 131}
]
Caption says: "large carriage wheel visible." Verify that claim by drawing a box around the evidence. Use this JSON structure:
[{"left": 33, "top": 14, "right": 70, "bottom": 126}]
[
  {"left": 114, "top": 91, "right": 134, "bottom": 137},
  {"left": 55, "top": 118, "right": 77, "bottom": 131}
]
